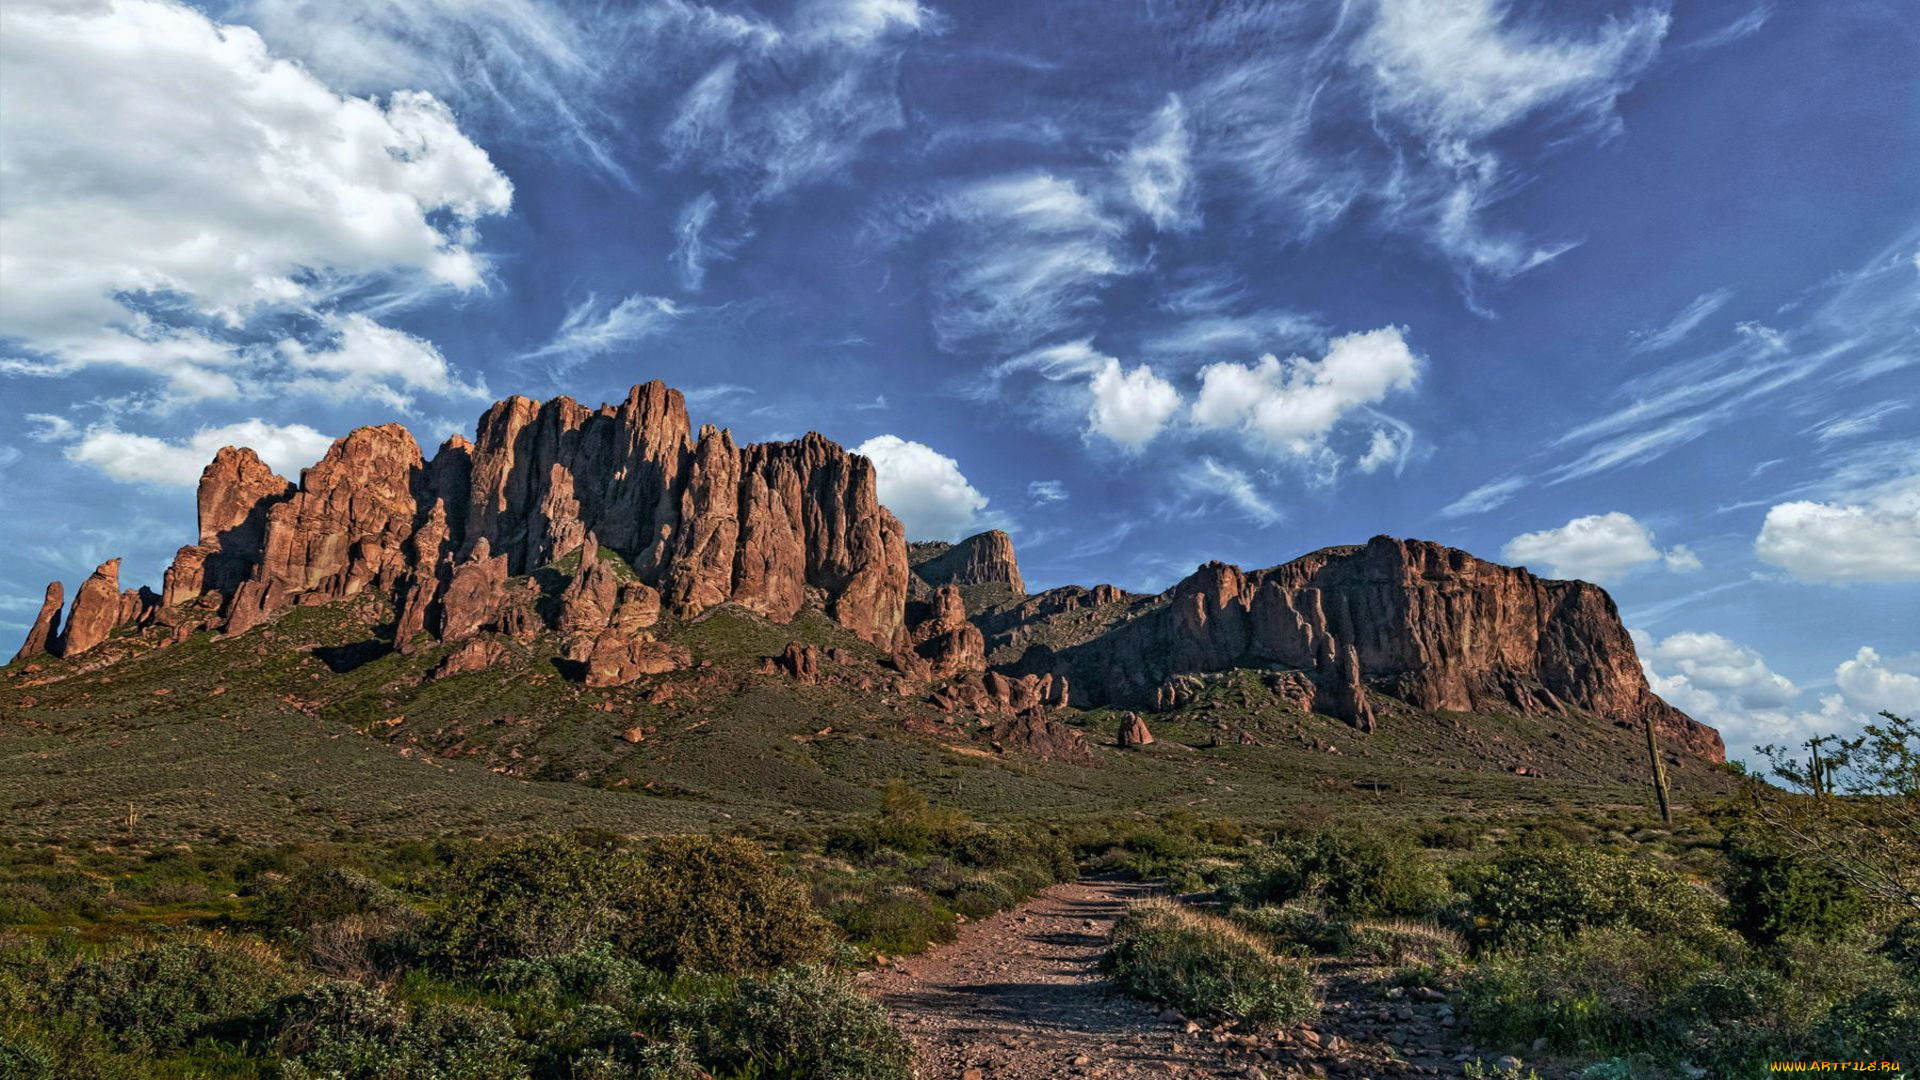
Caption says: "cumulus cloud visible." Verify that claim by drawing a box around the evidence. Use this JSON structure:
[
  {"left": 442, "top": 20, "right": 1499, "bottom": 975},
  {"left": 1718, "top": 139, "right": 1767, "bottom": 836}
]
[
  {"left": 1650, "top": 632, "right": 1798, "bottom": 708},
  {"left": 1755, "top": 476, "right": 1920, "bottom": 583},
  {"left": 1502, "top": 511, "right": 1697, "bottom": 583},
  {"left": 1121, "top": 95, "right": 1197, "bottom": 231},
  {"left": 0, "top": 0, "right": 510, "bottom": 404},
  {"left": 1088, "top": 359, "right": 1182, "bottom": 451},
  {"left": 1833, "top": 647, "right": 1920, "bottom": 715},
  {"left": 854, "top": 434, "right": 990, "bottom": 541},
  {"left": 65, "top": 420, "right": 335, "bottom": 487},
  {"left": 1191, "top": 327, "right": 1422, "bottom": 463}
]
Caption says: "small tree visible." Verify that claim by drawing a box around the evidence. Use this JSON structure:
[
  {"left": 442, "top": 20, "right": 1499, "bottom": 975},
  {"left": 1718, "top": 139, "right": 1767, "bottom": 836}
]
[{"left": 1751, "top": 711, "right": 1919, "bottom": 915}]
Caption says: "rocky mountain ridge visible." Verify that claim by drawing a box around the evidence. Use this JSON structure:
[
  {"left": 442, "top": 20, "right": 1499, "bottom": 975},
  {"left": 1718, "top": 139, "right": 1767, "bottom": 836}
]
[{"left": 10, "top": 381, "right": 1720, "bottom": 765}]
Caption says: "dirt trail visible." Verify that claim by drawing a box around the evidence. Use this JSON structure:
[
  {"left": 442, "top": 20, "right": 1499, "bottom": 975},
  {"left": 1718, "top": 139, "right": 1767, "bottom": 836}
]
[
  {"left": 861, "top": 878, "right": 1249, "bottom": 1079},
  {"left": 863, "top": 878, "right": 1482, "bottom": 1080}
]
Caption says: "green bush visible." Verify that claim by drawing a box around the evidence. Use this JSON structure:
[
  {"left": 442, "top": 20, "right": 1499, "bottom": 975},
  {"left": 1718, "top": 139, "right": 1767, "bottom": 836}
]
[
  {"left": 272, "top": 979, "right": 525, "bottom": 1080},
  {"left": 1459, "top": 927, "right": 1712, "bottom": 1051},
  {"left": 723, "top": 967, "right": 915, "bottom": 1079},
  {"left": 427, "top": 837, "right": 628, "bottom": 972},
  {"left": 251, "top": 864, "right": 405, "bottom": 937},
  {"left": 1723, "top": 831, "right": 1869, "bottom": 947},
  {"left": 53, "top": 939, "right": 289, "bottom": 1055},
  {"left": 1104, "top": 899, "right": 1315, "bottom": 1029},
  {"left": 624, "top": 836, "right": 834, "bottom": 974},
  {"left": 1221, "top": 829, "right": 1449, "bottom": 918},
  {"left": 831, "top": 887, "right": 956, "bottom": 955},
  {"left": 1460, "top": 848, "right": 1732, "bottom": 952}
]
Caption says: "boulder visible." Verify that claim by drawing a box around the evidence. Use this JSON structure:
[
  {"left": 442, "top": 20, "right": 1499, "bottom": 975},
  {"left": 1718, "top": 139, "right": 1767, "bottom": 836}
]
[
  {"left": 431, "top": 637, "right": 506, "bottom": 680},
  {"left": 989, "top": 713, "right": 1092, "bottom": 764},
  {"left": 1116, "top": 712, "right": 1154, "bottom": 747},
  {"left": 774, "top": 641, "right": 820, "bottom": 684}
]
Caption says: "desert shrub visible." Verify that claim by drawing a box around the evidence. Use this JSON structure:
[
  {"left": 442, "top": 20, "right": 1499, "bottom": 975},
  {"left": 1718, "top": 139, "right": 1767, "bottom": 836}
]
[
  {"left": 271, "top": 979, "right": 524, "bottom": 1080},
  {"left": 721, "top": 967, "right": 914, "bottom": 1079},
  {"left": 0, "top": 1028, "right": 57, "bottom": 1080},
  {"left": 1232, "top": 905, "right": 1465, "bottom": 968},
  {"left": 1221, "top": 829, "right": 1448, "bottom": 918},
  {"left": 831, "top": 887, "right": 956, "bottom": 955},
  {"left": 624, "top": 836, "right": 833, "bottom": 974},
  {"left": 1459, "top": 927, "right": 1713, "bottom": 1051},
  {"left": 1723, "top": 831, "right": 1869, "bottom": 946},
  {"left": 427, "top": 837, "right": 629, "bottom": 972},
  {"left": 949, "top": 876, "right": 1015, "bottom": 921},
  {"left": 53, "top": 938, "right": 289, "bottom": 1055},
  {"left": 251, "top": 864, "right": 405, "bottom": 937},
  {"left": 1104, "top": 899, "right": 1315, "bottom": 1029},
  {"left": 1460, "top": 848, "right": 1731, "bottom": 952}
]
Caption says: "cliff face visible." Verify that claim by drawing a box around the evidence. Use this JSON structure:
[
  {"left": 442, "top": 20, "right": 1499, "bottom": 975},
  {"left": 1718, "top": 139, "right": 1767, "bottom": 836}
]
[
  {"left": 911, "top": 530, "right": 1025, "bottom": 595},
  {"left": 991, "top": 536, "right": 1723, "bottom": 762},
  {"left": 15, "top": 382, "right": 908, "bottom": 660}
]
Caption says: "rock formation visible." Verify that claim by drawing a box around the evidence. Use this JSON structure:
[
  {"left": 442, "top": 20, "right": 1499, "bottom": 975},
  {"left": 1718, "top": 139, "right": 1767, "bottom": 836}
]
[
  {"left": 3, "top": 379, "right": 1719, "bottom": 767},
  {"left": 907, "top": 585, "right": 987, "bottom": 678},
  {"left": 911, "top": 530, "right": 1025, "bottom": 595},
  {"left": 12, "top": 583, "right": 62, "bottom": 662},
  {"left": 1116, "top": 712, "right": 1154, "bottom": 748},
  {"left": 994, "top": 536, "right": 1720, "bottom": 761},
  {"left": 58, "top": 560, "right": 124, "bottom": 658}
]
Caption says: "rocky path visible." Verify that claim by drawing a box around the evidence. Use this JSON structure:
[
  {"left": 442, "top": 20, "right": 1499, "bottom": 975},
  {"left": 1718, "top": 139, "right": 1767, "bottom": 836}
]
[{"left": 863, "top": 878, "right": 1503, "bottom": 1080}]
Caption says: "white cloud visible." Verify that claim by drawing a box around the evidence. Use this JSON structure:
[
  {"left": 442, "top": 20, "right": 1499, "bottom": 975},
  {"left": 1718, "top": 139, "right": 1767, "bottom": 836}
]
[
  {"left": 1662, "top": 544, "right": 1703, "bottom": 573},
  {"left": 1628, "top": 288, "right": 1734, "bottom": 354},
  {"left": 1191, "top": 327, "right": 1422, "bottom": 461},
  {"left": 1182, "top": 457, "right": 1282, "bottom": 525},
  {"left": 1356, "top": 424, "right": 1414, "bottom": 476},
  {"left": 1755, "top": 476, "right": 1920, "bottom": 583},
  {"left": 672, "top": 192, "right": 727, "bottom": 291},
  {"left": 66, "top": 420, "right": 334, "bottom": 487},
  {"left": 1354, "top": 0, "right": 1669, "bottom": 139},
  {"left": 1503, "top": 511, "right": 1697, "bottom": 583},
  {"left": 1650, "top": 631, "right": 1798, "bottom": 708},
  {"left": 0, "top": 0, "right": 510, "bottom": 404},
  {"left": 1028, "top": 480, "right": 1068, "bottom": 505},
  {"left": 519, "top": 294, "right": 684, "bottom": 368},
  {"left": 1440, "top": 476, "right": 1526, "bottom": 518},
  {"left": 854, "top": 435, "right": 990, "bottom": 541},
  {"left": 1121, "top": 95, "right": 1198, "bottom": 231},
  {"left": 1807, "top": 402, "right": 1911, "bottom": 444},
  {"left": 925, "top": 173, "right": 1127, "bottom": 353},
  {"left": 1088, "top": 359, "right": 1182, "bottom": 451},
  {"left": 280, "top": 313, "right": 485, "bottom": 410},
  {"left": 1834, "top": 647, "right": 1920, "bottom": 716}
]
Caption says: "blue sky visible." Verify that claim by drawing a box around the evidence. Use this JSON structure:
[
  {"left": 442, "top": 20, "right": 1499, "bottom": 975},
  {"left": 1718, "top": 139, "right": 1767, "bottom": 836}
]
[{"left": 1, "top": 0, "right": 1915, "bottom": 759}]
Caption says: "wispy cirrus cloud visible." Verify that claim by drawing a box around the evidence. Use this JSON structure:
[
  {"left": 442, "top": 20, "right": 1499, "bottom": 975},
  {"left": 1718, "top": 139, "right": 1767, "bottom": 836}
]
[
  {"left": 519, "top": 294, "right": 684, "bottom": 372},
  {"left": 1628, "top": 288, "right": 1734, "bottom": 354}
]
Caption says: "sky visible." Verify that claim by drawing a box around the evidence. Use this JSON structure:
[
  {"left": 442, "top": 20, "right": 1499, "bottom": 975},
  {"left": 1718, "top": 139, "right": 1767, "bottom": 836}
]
[{"left": 1, "top": 0, "right": 1915, "bottom": 762}]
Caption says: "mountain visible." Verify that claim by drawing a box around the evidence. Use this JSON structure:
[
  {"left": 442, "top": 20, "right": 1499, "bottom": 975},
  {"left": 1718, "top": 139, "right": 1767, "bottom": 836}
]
[{"left": 4, "top": 381, "right": 1723, "bottom": 839}]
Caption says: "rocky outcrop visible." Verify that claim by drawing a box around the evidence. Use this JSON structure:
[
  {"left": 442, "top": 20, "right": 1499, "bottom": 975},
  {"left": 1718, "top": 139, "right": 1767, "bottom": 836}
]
[
  {"left": 583, "top": 632, "right": 689, "bottom": 688},
  {"left": 988, "top": 713, "right": 1091, "bottom": 764},
  {"left": 771, "top": 642, "right": 820, "bottom": 684},
  {"left": 12, "top": 583, "right": 62, "bottom": 662},
  {"left": 58, "top": 560, "right": 123, "bottom": 657},
  {"left": 1116, "top": 712, "right": 1153, "bottom": 748},
  {"left": 996, "top": 536, "right": 1720, "bottom": 760},
  {"left": 911, "top": 530, "right": 1025, "bottom": 595},
  {"left": 431, "top": 637, "right": 507, "bottom": 680},
  {"left": 163, "top": 447, "right": 295, "bottom": 608},
  {"left": 930, "top": 671, "right": 1069, "bottom": 717},
  {"left": 907, "top": 585, "right": 987, "bottom": 678},
  {"left": 79, "top": 382, "right": 906, "bottom": 658}
]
